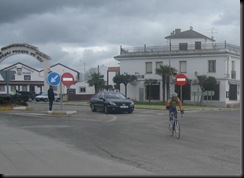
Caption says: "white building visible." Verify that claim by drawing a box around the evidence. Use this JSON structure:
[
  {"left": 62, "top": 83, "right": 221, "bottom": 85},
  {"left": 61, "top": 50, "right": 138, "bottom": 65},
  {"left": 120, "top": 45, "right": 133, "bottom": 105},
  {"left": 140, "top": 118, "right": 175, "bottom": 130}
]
[
  {"left": 0, "top": 62, "right": 94, "bottom": 98},
  {"left": 114, "top": 27, "right": 240, "bottom": 107},
  {"left": 0, "top": 62, "right": 118, "bottom": 100}
]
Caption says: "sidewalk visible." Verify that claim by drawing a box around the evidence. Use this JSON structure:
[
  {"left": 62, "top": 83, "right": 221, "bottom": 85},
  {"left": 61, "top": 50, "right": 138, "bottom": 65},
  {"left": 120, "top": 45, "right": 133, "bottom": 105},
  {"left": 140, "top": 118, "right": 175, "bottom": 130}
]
[{"left": 0, "top": 124, "right": 155, "bottom": 176}]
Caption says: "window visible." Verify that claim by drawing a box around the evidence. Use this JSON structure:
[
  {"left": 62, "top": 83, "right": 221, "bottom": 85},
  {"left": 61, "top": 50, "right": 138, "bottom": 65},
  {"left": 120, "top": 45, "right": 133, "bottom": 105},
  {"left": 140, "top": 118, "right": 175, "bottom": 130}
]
[
  {"left": 0, "top": 85, "right": 5, "bottom": 92},
  {"left": 231, "top": 61, "right": 236, "bottom": 79},
  {"left": 156, "top": 62, "right": 163, "bottom": 69},
  {"left": 11, "top": 85, "right": 17, "bottom": 92},
  {"left": 146, "top": 62, "right": 152, "bottom": 74},
  {"left": 24, "top": 75, "right": 31, "bottom": 80},
  {"left": 232, "top": 61, "right": 235, "bottom": 71},
  {"left": 67, "top": 88, "right": 76, "bottom": 94},
  {"left": 179, "top": 43, "right": 188, "bottom": 50},
  {"left": 80, "top": 87, "right": 86, "bottom": 93},
  {"left": 179, "top": 61, "right": 187, "bottom": 73},
  {"left": 17, "top": 68, "right": 22, "bottom": 75},
  {"left": 208, "top": 60, "right": 216, "bottom": 72},
  {"left": 12, "top": 75, "right": 15, "bottom": 80},
  {"left": 195, "top": 42, "right": 201, "bottom": 50},
  {"left": 22, "top": 85, "right": 28, "bottom": 91}
]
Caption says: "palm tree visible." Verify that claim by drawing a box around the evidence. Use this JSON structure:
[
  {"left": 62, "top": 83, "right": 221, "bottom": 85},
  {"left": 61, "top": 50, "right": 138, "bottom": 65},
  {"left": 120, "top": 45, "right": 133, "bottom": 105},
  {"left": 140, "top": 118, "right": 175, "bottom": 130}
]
[
  {"left": 196, "top": 74, "right": 217, "bottom": 104},
  {"left": 87, "top": 72, "right": 106, "bottom": 93},
  {"left": 113, "top": 74, "right": 137, "bottom": 97},
  {"left": 156, "top": 65, "right": 177, "bottom": 103}
]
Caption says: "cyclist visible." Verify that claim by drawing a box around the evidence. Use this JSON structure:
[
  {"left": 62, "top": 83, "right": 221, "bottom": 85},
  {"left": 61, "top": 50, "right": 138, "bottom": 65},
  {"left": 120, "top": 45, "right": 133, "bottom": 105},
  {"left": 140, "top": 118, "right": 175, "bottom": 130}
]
[{"left": 165, "top": 92, "right": 184, "bottom": 128}]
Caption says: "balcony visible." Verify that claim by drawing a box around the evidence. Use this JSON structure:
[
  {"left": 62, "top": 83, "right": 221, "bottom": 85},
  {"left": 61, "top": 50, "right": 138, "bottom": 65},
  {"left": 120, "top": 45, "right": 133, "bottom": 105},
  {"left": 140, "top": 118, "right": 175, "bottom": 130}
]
[{"left": 119, "top": 42, "right": 240, "bottom": 57}]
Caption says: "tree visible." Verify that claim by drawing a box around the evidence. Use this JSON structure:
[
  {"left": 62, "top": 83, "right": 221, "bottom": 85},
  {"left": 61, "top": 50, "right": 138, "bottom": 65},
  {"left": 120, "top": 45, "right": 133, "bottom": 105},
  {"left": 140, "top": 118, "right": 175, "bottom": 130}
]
[
  {"left": 196, "top": 74, "right": 217, "bottom": 104},
  {"left": 87, "top": 72, "right": 106, "bottom": 93},
  {"left": 113, "top": 74, "right": 137, "bottom": 97},
  {"left": 156, "top": 65, "right": 177, "bottom": 103}
]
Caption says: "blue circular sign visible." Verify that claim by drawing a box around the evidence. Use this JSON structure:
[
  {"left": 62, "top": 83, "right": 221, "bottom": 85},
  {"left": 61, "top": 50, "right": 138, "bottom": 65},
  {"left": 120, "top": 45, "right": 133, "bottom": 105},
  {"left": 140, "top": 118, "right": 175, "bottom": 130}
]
[{"left": 47, "top": 72, "right": 61, "bottom": 86}]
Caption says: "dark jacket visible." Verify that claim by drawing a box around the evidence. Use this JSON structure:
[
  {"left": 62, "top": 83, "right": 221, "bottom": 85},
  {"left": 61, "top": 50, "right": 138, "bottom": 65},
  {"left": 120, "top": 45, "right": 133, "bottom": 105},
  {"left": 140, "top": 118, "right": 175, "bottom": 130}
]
[{"left": 48, "top": 88, "right": 55, "bottom": 101}]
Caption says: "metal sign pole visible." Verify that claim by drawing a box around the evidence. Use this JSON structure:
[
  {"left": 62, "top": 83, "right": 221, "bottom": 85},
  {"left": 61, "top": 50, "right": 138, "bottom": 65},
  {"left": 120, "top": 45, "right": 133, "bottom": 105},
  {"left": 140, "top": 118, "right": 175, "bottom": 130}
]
[
  {"left": 180, "top": 86, "right": 183, "bottom": 102},
  {"left": 60, "top": 83, "right": 63, "bottom": 111}
]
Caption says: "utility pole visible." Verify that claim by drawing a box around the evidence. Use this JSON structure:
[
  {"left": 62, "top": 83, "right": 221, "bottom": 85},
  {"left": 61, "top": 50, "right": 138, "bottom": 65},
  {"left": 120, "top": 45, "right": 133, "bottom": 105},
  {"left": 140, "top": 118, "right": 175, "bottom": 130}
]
[{"left": 169, "top": 31, "right": 174, "bottom": 67}]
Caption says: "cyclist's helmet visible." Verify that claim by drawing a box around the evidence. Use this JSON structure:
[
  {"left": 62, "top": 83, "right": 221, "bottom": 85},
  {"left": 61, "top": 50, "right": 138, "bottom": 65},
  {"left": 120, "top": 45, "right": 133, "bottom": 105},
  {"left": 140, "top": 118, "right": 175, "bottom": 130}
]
[{"left": 171, "top": 92, "right": 178, "bottom": 98}]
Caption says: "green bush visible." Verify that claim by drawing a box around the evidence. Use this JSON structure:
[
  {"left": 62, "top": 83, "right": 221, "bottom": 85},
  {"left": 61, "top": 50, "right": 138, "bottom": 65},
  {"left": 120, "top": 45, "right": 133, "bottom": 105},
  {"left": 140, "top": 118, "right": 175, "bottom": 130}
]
[{"left": 0, "top": 95, "right": 28, "bottom": 106}]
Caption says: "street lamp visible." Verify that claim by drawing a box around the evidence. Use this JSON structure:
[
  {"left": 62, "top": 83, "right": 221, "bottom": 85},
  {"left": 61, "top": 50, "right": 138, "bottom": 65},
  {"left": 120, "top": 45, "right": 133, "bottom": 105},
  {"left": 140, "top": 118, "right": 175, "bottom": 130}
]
[
  {"left": 168, "top": 31, "right": 174, "bottom": 97},
  {"left": 169, "top": 38, "right": 171, "bottom": 67}
]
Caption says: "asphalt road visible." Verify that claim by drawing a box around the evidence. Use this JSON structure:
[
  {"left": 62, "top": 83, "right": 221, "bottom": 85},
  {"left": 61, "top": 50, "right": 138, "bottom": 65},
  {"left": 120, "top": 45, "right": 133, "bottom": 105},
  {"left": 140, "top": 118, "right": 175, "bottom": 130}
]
[{"left": 1, "top": 103, "right": 241, "bottom": 176}]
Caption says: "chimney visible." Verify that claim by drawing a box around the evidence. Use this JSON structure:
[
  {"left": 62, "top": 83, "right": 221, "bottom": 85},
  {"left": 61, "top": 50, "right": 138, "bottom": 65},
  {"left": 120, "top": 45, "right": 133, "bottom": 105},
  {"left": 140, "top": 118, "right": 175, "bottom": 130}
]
[{"left": 175, "top": 29, "right": 181, "bottom": 34}]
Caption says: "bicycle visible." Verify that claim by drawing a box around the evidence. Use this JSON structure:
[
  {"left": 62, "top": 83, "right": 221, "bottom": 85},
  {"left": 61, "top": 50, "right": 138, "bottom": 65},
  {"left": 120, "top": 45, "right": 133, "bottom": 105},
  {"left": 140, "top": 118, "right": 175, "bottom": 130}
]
[{"left": 169, "top": 111, "right": 184, "bottom": 139}]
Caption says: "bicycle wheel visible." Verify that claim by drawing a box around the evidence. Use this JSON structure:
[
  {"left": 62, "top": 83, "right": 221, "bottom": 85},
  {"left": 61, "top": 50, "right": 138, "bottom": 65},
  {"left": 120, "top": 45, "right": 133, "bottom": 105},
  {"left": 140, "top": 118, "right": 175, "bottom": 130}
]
[
  {"left": 175, "top": 120, "right": 180, "bottom": 139},
  {"left": 170, "top": 120, "right": 174, "bottom": 136}
]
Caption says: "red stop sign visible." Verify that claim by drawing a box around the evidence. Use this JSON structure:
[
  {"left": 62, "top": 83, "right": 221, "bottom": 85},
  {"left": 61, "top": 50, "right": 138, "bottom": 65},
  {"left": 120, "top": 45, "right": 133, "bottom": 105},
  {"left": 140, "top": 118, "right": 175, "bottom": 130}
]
[
  {"left": 61, "top": 72, "right": 74, "bottom": 87},
  {"left": 175, "top": 73, "right": 188, "bottom": 86}
]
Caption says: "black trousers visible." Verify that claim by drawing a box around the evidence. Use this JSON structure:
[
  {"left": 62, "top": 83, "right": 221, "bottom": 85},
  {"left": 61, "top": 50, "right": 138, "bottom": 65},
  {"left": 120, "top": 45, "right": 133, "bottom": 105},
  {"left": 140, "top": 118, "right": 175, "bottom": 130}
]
[{"left": 49, "top": 100, "right": 54, "bottom": 111}]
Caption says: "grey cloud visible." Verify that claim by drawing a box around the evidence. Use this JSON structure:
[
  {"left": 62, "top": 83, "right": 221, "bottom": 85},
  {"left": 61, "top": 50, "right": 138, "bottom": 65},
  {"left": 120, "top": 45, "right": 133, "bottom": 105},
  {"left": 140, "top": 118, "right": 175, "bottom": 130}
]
[{"left": 0, "top": 0, "right": 240, "bottom": 72}]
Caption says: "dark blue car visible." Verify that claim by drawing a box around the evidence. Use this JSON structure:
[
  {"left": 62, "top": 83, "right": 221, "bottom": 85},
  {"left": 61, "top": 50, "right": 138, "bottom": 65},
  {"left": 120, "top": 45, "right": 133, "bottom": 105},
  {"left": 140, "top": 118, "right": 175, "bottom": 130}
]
[{"left": 89, "top": 90, "right": 135, "bottom": 114}]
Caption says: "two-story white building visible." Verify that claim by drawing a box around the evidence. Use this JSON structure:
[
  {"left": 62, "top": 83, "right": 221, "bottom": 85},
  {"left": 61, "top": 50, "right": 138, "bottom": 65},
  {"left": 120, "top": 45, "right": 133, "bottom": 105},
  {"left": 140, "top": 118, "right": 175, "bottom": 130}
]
[
  {"left": 114, "top": 27, "right": 240, "bottom": 107},
  {"left": 0, "top": 62, "right": 118, "bottom": 100},
  {"left": 0, "top": 62, "right": 95, "bottom": 99}
]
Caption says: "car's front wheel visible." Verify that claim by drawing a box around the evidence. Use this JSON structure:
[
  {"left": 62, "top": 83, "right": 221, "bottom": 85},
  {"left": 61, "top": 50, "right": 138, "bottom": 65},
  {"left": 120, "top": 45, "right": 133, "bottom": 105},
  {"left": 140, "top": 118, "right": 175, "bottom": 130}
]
[
  {"left": 104, "top": 105, "right": 109, "bottom": 114},
  {"left": 91, "top": 104, "right": 96, "bottom": 112}
]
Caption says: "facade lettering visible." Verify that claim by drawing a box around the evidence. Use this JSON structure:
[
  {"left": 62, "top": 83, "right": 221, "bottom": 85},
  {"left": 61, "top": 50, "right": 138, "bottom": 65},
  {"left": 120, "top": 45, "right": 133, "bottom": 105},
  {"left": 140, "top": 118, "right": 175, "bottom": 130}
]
[
  {"left": 23, "top": 72, "right": 31, "bottom": 75},
  {"left": 36, "top": 56, "right": 43, "bottom": 62},
  {"left": 0, "top": 43, "right": 51, "bottom": 92},
  {"left": 12, "top": 50, "right": 29, "bottom": 54},
  {"left": 0, "top": 51, "right": 12, "bottom": 60},
  {"left": 30, "top": 52, "right": 36, "bottom": 57}
]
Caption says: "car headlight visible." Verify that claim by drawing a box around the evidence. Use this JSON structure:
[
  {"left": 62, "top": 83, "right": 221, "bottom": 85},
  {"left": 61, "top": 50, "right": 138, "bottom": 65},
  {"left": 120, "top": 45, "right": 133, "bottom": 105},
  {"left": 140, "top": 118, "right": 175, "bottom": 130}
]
[
  {"left": 130, "top": 101, "right": 135, "bottom": 106},
  {"left": 108, "top": 101, "right": 116, "bottom": 105}
]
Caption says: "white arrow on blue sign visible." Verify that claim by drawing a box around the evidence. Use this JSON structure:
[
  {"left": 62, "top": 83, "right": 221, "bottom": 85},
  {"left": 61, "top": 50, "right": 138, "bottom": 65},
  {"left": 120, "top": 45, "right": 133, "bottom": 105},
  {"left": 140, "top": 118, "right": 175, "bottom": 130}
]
[{"left": 47, "top": 72, "right": 61, "bottom": 86}]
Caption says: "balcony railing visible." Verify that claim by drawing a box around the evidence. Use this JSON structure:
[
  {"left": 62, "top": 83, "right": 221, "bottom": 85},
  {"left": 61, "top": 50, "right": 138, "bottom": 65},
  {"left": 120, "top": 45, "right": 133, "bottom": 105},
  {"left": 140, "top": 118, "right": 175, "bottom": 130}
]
[{"left": 120, "top": 42, "right": 240, "bottom": 56}]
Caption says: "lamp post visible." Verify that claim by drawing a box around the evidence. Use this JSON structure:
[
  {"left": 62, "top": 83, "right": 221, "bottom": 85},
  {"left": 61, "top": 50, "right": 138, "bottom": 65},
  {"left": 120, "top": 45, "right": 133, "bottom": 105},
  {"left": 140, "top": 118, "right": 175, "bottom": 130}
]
[
  {"left": 80, "top": 60, "right": 86, "bottom": 81},
  {"left": 168, "top": 31, "right": 174, "bottom": 98},
  {"left": 169, "top": 38, "right": 171, "bottom": 67}
]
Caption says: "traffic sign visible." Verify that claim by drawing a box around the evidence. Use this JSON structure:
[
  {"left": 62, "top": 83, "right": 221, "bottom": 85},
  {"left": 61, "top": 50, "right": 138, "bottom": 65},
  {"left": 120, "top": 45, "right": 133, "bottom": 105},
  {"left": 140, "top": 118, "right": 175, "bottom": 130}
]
[
  {"left": 61, "top": 72, "right": 74, "bottom": 87},
  {"left": 175, "top": 73, "right": 188, "bottom": 86},
  {"left": 47, "top": 72, "right": 61, "bottom": 86},
  {"left": 0, "top": 70, "right": 16, "bottom": 84}
]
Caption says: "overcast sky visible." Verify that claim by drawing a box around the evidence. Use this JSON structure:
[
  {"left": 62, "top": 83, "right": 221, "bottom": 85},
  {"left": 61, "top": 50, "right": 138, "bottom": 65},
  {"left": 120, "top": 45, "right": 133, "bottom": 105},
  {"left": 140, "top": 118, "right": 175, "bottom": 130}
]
[{"left": 0, "top": 0, "right": 240, "bottom": 73}]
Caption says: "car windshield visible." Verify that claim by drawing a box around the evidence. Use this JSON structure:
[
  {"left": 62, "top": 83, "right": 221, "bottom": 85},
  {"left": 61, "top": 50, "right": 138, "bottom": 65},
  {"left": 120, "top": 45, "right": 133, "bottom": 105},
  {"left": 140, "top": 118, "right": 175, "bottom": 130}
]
[
  {"left": 39, "top": 93, "right": 48, "bottom": 96},
  {"left": 104, "top": 92, "right": 127, "bottom": 99}
]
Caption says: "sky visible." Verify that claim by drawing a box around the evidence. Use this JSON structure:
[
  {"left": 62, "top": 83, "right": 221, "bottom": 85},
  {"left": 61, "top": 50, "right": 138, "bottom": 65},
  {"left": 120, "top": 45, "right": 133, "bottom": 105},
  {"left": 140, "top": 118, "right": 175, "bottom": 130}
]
[{"left": 0, "top": 0, "right": 241, "bottom": 74}]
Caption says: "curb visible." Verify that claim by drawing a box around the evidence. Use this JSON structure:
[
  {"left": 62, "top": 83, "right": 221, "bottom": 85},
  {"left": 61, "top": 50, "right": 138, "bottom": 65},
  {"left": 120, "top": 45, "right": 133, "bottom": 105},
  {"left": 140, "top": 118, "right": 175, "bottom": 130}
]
[
  {"left": 13, "top": 106, "right": 31, "bottom": 110},
  {"left": 47, "top": 111, "right": 77, "bottom": 115},
  {"left": 0, "top": 106, "right": 31, "bottom": 111}
]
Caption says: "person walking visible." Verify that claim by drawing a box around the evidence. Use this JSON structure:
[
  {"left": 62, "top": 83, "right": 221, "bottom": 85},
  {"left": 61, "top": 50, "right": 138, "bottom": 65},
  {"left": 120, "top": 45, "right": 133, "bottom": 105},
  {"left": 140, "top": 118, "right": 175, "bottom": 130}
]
[{"left": 48, "top": 85, "right": 55, "bottom": 111}]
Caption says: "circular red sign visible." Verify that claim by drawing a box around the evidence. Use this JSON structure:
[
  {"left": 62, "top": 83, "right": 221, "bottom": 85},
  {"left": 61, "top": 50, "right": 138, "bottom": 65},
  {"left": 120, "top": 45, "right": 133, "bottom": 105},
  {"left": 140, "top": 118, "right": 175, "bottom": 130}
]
[
  {"left": 175, "top": 73, "right": 188, "bottom": 86},
  {"left": 61, "top": 72, "right": 74, "bottom": 87}
]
